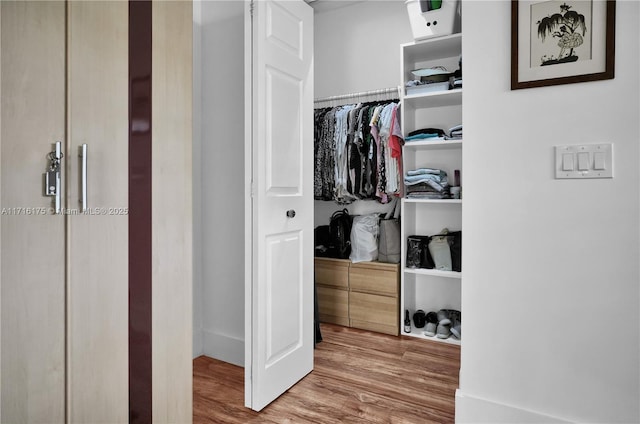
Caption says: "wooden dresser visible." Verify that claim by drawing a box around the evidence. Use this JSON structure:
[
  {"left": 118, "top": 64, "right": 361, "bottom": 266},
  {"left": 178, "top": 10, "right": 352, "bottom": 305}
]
[{"left": 315, "top": 257, "right": 400, "bottom": 336}]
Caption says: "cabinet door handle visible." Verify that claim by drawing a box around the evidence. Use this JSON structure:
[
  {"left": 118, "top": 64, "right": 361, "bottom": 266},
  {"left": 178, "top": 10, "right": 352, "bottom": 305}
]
[{"left": 80, "top": 144, "right": 87, "bottom": 212}]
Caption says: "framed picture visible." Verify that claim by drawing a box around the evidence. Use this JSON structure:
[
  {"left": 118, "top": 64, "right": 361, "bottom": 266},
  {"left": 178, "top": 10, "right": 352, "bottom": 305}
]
[{"left": 511, "top": 0, "right": 615, "bottom": 90}]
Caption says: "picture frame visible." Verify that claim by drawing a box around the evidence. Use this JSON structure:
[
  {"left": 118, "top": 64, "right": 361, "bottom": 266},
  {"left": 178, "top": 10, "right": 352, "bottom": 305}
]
[{"left": 511, "top": 0, "right": 615, "bottom": 90}]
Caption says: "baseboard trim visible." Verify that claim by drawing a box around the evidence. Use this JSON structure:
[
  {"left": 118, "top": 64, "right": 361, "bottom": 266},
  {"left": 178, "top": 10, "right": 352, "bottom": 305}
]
[
  {"left": 193, "top": 327, "right": 204, "bottom": 359},
  {"left": 203, "top": 329, "right": 244, "bottom": 367},
  {"left": 455, "top": 390, "right": 571, "bottom": 423}
]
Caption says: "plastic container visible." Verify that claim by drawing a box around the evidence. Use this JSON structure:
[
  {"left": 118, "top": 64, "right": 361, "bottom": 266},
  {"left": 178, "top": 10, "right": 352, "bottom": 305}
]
[{"left": 405, "top": 0, "right": 459, "bottom": 41}]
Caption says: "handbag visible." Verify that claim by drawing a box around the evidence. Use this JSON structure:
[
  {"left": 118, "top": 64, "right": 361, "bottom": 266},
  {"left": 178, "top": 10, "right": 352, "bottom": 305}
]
[
  {"left": 378, "top": 198, "right": 401, "bottom": 263},
  {"left": 329, "top": 209, "right": 352, "bottom": 259},
  {"left": 448, "top": 230, "right": 461, "bottom": 271},
  {"left": 314, "top": 225, "right": 331, "bottom": 257},
  {"left": 406, "top": 235, "right": 435, "bottom": 269},
  {"left": 428, "top": 228, "right": 453, "bottom": 271}
]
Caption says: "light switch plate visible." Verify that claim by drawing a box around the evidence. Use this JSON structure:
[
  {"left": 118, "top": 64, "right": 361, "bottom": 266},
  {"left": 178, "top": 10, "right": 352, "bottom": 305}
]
[{"left": 555, "top": 143, "right": 613, "bottom": 179}]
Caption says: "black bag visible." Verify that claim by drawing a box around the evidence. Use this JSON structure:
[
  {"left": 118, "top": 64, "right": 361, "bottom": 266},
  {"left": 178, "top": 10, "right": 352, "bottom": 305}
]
[
  {"left": 329, "top": 209, "right": 352, "bottom": 259},
  {"left": 314, "top": 225, "right": 332, "bottom": 257},
  {"left": 448, "top": 230, "right": 462, "bottom": 272},
  {"left": 406, "top": 235, "right": 435, "bottom": 269}
]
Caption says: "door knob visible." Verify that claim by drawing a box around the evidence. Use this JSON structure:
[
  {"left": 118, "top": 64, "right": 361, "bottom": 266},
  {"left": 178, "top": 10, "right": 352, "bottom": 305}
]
[{"left": 286, "top": 209, "right": 296, "bottom": 218}]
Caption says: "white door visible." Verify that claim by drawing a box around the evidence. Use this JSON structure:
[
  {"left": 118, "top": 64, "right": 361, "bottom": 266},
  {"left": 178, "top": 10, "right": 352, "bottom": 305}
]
[{"left": 244, "top": 0, "right": 314, "bottom": 412}]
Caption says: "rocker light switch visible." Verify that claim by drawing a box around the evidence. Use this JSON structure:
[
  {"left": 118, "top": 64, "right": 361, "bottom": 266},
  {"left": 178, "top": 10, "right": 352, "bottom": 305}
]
[
  {"left": 577, "top": 152, "right": 590, "bottom": 171},
  {"left": 594, "top": 152, "right": 606, "bottom": 170},
  {"left": 555, "top": 143, "right": 613, "bottom": 179},
  {"left": 562, "top": 153, "right": 574, "bottom": 171}
]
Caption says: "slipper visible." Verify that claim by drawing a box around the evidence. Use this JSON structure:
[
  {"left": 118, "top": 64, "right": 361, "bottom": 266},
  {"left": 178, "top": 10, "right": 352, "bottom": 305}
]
[
  {"left": 426, "top": 311, "right": 438, "bottom": 324},
  {"left": 450, "top": 322, "right": 461, "bottom": 340},
  {"left": 413, "top": 310, "right": 427, "bottom": 328},
  {"left": 437, "top": 309, "right": 451, "bottom": 326},
  {"left": 423, "top": 322, "right": 437, "bottom": 337},
  {"left": 449, "top": 309, "right": 461, "bottom": 339},
  {"left": 436, "top": 321, "right": 451, "bottom": 339}
]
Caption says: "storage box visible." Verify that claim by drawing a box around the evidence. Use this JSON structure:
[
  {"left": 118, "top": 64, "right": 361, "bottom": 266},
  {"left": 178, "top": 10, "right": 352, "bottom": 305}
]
[{"left": 405, "top": 0, "right": 459, "bottom": 41}]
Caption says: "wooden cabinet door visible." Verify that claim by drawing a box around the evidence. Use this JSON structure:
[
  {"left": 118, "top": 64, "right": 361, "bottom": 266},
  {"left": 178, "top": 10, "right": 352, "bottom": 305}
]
[
  {"left": 0, "top": 2, "right": 67, "bottom": 422},
  {"left": 66, "top": 2, "right": 129, "bottom": 422},
  {"left": 1, "top": 2, "right": 129, "bottom": 422}
]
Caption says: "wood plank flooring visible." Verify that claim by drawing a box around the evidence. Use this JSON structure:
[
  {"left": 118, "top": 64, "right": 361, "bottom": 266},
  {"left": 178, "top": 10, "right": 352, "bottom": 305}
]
[{"left": 193, "top": 323, "right": 460, "bottom": 424}]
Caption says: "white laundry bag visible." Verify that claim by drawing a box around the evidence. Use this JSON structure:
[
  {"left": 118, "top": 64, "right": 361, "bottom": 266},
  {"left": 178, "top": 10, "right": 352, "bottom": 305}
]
[{"left": 349, "top": 214, "right": 380, "bottom": 263}]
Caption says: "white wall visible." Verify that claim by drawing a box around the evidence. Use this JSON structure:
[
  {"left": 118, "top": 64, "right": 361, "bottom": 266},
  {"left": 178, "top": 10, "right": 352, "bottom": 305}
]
[
  {"left": 457, "top": 2, "right": 640, "bottom": 423},
  {"left": 314, "top": 0, "right": 414, "bottom": 99},
  {"left": 313, "top": 0, "right": 414, "bottom": 226},
  {"left": 195, "top": 0, "right": 245, "bottom": 367}
]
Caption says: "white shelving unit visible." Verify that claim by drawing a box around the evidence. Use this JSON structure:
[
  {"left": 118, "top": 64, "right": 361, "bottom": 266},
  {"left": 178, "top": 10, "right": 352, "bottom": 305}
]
[
  {"left": 399, "top": 33, "right": 462, "bottom": 345},
  {"left": 403, "top": 88, "right": 462, "bottom": 108}
]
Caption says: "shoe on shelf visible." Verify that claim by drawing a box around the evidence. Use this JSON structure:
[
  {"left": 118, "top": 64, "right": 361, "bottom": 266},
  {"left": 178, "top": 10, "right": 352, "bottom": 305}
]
[
  {"left": 450, "top": 322, "right": 461, "bottom": 340},
  {"left": 423, "top": 321, "right": 437, "bottom": 337},
  {"left": 449, "top": 309, "right": 461, "bottom": 340},
  {"left": 426, "top": 311, "right": 438, "bottom": 325},
  {"left": 437, "top": 309, "right": 451, "bottom": 326},
  {"left": 436, "top": 321, "right": 451, "bottom": 339}
]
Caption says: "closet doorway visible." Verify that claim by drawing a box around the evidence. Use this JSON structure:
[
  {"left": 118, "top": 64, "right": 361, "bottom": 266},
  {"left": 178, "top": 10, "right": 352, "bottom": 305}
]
[
  {"left": 194, "top": 0, "right": 432, "bottom": 413},
  {"left": 194, "top": 0, "right": 315, "bottom": 411}
]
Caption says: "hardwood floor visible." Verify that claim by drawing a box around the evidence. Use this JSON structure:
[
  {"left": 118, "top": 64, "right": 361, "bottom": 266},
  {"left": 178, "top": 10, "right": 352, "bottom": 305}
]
[{"left": 193, "top": 323, "right": 460, "bottom": 424}]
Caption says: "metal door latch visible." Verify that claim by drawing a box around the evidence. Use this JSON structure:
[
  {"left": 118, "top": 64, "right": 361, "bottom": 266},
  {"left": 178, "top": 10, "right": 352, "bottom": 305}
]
[{"left": 44, "top": 141, "right": 63, "bottom": 213}]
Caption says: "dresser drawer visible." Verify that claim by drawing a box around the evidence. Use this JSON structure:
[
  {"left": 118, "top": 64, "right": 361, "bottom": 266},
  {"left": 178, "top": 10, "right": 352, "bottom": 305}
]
[
  {"left": 317, "top": 285, "right": 349, "bottom": 326},
  {"left": 349, "top": 261, "right": 399, "bottom": 296},
  {"left": 315, "top": 257, "right": 350, "bottom": 289},
  {"left": 349, "top": 291, "right": 399, "bottom": 336}
]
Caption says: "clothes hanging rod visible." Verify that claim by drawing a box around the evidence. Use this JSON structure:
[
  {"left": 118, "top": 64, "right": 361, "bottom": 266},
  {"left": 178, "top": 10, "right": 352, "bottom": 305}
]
[{"left": 313, "top": 86, "right": 400, "bottom": 104}]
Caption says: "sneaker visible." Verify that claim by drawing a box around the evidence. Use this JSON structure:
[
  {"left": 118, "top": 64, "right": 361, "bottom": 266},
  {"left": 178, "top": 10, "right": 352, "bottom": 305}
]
[{"left": 423, "top": 322, "right": 437, "bottom": 337}]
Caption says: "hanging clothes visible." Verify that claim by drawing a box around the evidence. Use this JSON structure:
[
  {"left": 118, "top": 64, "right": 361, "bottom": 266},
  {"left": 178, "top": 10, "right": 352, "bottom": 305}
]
[{"left": 314, "top": 100, "right": 403, "bottom": 204}]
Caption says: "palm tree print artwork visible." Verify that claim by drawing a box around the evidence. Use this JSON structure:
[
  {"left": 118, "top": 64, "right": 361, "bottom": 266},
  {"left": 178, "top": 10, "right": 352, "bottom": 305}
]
[{"left": 530, "top": 1, "right": 593, "bottom": 67}]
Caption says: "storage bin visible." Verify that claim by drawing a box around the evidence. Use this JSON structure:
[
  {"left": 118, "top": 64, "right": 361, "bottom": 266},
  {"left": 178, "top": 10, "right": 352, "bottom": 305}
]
[{"left": 405, "top": 0, "right": 459, "bottom": 41}]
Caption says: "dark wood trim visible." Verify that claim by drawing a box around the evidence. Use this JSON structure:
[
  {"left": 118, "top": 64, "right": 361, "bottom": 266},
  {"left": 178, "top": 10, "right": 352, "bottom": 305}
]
[
  {"left": 129, "top": 1, "right": 153, "bottom": 422},
  {"left": 511, "top": 0, "right": 616, "bottom": 90},
  {"left": 510, "top": 0, "right": 520, "bottom": 90}
]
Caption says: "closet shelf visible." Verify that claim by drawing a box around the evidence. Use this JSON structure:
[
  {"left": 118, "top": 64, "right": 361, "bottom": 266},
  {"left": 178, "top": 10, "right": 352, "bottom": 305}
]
[
  {"left": 401, "top": 33, "right": 462, "bottom": 63},
  {"left": 403, "top": 139, "right": 462, "bottom": 150},
  {"left": 402, "top": 324, "right": 462, "bottom": 345},
  {"left": 403, "top": 198, "right": 462, "bottom": 205},
  {"left": 403, "top": 88, "right": 462, "bottom": 109},
  {"left": 403, "top": 268, "right": 462, "bottom": 279}
]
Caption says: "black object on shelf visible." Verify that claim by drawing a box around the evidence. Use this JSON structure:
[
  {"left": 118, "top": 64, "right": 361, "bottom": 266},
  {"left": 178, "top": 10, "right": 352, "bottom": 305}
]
[
  {"left": 413, "top": 310, "right": 427, "bottom": 328},
  {"left": 404, "top": 310, "right": 412, "bottom": 333}
]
